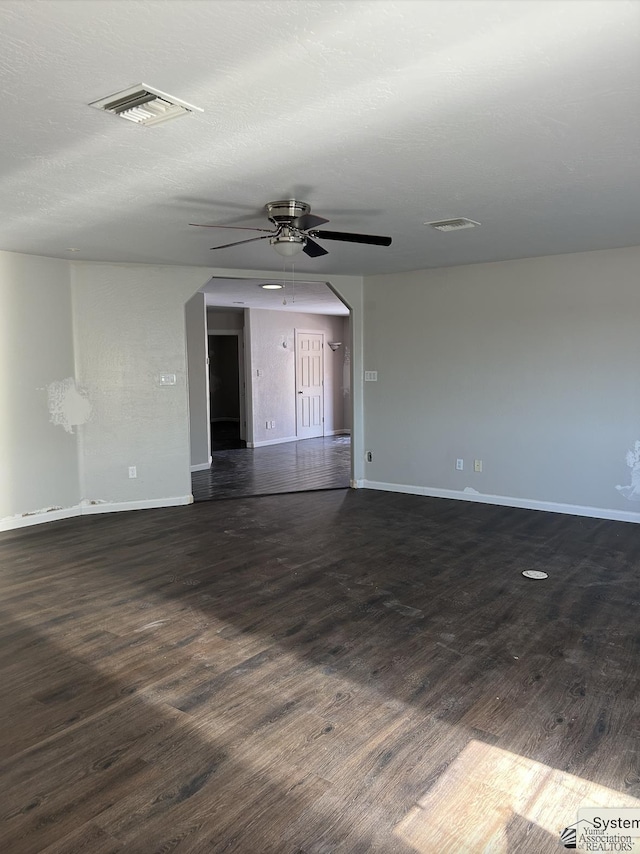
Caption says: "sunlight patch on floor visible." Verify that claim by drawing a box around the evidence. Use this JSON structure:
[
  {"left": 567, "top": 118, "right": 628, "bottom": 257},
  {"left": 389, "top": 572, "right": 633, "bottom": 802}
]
[{"left": 395, "top": 739, "right": 640, "bottom": 853}]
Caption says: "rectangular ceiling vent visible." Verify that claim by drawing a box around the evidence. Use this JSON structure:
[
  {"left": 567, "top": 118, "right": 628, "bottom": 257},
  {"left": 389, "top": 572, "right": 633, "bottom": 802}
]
[
  {"left": 89, "top": 84, "right": 203, "bottom": 127},
  {"left": 425, "top": 218, "right": 480, "bottom": 232}
]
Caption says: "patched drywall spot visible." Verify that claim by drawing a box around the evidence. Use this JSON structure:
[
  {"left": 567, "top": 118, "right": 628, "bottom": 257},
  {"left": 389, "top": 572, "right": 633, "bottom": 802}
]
[
  {"left": 463, "top": 486, "right": 480, "bottom": 494},
  {"left": 616, "top": 439, "right": 640, "bottom": 501},
  {"left": 46, "top": 378, "right": 92, "bottom": 434}
]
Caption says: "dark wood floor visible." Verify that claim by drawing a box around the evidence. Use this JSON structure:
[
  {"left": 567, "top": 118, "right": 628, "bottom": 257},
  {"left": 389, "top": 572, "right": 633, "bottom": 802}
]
[
  {"left": 192, "top": 435, "right": 351, "bottom": 502},
  {"left": 210, "top": 421, "right": 246, "bottom": 452},
  {"left": 1, "top": 489, "right": 640, "bottom": 853}
]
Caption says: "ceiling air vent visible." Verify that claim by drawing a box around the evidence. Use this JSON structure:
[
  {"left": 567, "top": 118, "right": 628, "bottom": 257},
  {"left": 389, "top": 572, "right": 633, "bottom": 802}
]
[
  {"left": 425, "top": 218, "right": 480, "bottom": 232},
  {"left": 89, "top": 84, "right": 203, "bottom": 127}
]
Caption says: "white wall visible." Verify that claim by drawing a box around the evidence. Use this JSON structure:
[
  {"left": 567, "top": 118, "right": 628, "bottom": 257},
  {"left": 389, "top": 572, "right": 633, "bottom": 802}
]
[
  {"left": 247, "top": 308, "right": 349, "bottom": 446},
  {"left": 363, "top": 246, "right": 640, "bottom": 521},
  {"left": 0, "top": 251, "right": 81, "bottom": 522},
  {"left": 185, "top": 291, "right": 210, "bottom": 469}
]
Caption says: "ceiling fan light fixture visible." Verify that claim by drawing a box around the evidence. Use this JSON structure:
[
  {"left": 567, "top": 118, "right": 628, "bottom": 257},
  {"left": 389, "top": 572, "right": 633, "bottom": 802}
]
[{"left": 270, "top": 233, "right": 306, "bottom": 257}]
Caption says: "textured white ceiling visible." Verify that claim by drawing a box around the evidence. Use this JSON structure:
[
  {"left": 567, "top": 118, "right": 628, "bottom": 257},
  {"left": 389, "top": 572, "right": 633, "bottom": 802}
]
[
  {"left": 1, "top": 0, "right": 639, "bottom": 275},
  {"left": 203, "top": 277, "right": 348, "bottom": 315}
]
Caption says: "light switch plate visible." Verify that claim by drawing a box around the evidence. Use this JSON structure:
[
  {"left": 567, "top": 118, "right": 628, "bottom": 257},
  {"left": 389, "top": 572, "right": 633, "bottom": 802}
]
[
  {"left": 159, "top": 373, "right": 176, "bottom": 386},
  {"left": 364, "top": 371, "right": 378, "bottom": 382}
]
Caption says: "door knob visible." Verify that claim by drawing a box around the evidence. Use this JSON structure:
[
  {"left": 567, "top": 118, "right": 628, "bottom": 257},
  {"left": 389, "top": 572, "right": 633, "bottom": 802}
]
[{"left": 298, "top": 391, "right": 303, "bottom": 394}]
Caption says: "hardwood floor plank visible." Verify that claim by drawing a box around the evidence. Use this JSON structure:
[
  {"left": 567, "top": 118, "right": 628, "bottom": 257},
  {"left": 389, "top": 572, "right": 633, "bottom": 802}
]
[{"left": 39, "top": 822, "right": 123, "bottom": 854}]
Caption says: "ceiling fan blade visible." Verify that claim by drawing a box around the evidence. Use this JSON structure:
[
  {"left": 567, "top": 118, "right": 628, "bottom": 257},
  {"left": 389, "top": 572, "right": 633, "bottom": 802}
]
[
  {"left": 303, "top": 237, "right": 329, "bottom": 258},
  {"left": 210, "top": 234, "right": 274, "bottom": 251},
  {"left": 190, "top": 223, "right": 275, "bottom": 233},
  {"left": 312, "top": 229, "right": 392, "bottom": 247},
  {"left": 293, "top": 213, "right": 330, "bottom": 231}
]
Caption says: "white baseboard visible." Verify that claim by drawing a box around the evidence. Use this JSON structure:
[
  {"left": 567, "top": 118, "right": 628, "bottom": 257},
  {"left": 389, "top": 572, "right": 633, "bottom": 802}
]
[
  {"left": 247, "top": 435, "right": 299, "bottom": 448},
  {"left": 0, "top": 506, "right": 82, "bottom": 531},
  {"left": 190, "top": 458, "right": 212, "bottom": 472},
  {"left": 350, "top": 479, "right": 364, "bottom": 488},
  {"left": 0, "top": 495, "right": 194, "bottom": 533},
  {"left": 248, "top": 432, "right": 350, "bottom": 448},
  {"left": 81, "top": 496, "right": 193, "bottom": 515},
  {"left": 362, "top": 480, "right": 640, "bottom": 525}
]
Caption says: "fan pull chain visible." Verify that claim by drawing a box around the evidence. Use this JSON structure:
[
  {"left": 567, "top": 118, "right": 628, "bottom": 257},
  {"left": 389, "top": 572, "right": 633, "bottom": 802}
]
[{"left": 282, "top": 258, "right": 287, "bottom": 305}]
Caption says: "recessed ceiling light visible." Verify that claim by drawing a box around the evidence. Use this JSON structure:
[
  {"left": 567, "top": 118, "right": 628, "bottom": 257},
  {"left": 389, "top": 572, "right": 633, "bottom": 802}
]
[
  {"left": 424, "top": 218, "right": 480, "bottom": 232},
  {"left": 89, "top": 84, "right": 203, "bottom": 127},
  {"left": 232, "top": 301, "right": 245, "bottom": 304},
  {"left": 261, "top": 283, "right": 283, "bottom": 290},
  {"left": 66, "top": 248, "right": 80, "bottom": 252}
]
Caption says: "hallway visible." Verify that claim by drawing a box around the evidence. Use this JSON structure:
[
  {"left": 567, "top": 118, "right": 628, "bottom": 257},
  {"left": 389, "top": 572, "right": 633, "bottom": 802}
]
[{"left": 191, "top": 435, "right": 351, "bottom": 501}]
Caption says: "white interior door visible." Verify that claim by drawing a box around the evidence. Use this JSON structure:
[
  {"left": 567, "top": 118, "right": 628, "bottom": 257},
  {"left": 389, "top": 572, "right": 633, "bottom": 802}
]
[{"left": 296, "top": 331, "right": 324, "bottom": 439}]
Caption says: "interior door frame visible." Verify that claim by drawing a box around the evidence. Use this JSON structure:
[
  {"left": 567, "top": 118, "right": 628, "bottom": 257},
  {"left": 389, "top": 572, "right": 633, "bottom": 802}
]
[
  {"left": 208, "top": 329, "right": 246, "bottom": 442},
  {"left": 294, "top": 328, "right": 325, "bottom": 439}
]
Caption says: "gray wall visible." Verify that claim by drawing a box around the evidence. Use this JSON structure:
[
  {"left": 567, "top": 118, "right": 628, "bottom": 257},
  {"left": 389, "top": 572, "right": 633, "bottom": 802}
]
[
  {"left": 341, "top": 315, "right": 352, "bottom": 433},
  {"left": 71, "top": 262, "right": 212, "bottom": 503},
  {"left": 185, "top": 291, "right": 210, "bottom": 468},
  {"left": 247, "top": 308, "right": 349, "bottom": 445},
  {"left": 0, "top": 251, "right": 81, "bottom": 520},
  {"left": 363, "top": 246, "right": 640, "bottom": 517},
  {"left": 207, "top": 308, "right": 244, "bottom": 331}
]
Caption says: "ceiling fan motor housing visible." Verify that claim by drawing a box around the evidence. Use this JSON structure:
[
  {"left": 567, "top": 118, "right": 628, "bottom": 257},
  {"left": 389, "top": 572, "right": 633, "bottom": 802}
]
[{"left": 265, "top": 200, "right": 310, "bottom": 224}]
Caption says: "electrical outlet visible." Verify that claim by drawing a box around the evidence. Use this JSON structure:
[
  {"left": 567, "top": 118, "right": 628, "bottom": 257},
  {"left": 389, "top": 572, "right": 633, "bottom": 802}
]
[
  {"left": 271, "top": 420, "right": 275, "bottom": 429},
  {"left": 265, "top": 420, "right": 270, "bottom": 429},
  {"left": 474, "top": 459, "right": 483, "bottom": 473},
  {"left": 366, "top": 451, "right": 373, "bottom": 462},
  {"left": 456, "top": 459, "right": 464, "bottom": 471},
  {"left": 128, "top": 466, "right": 137, "bottom": 478}
]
